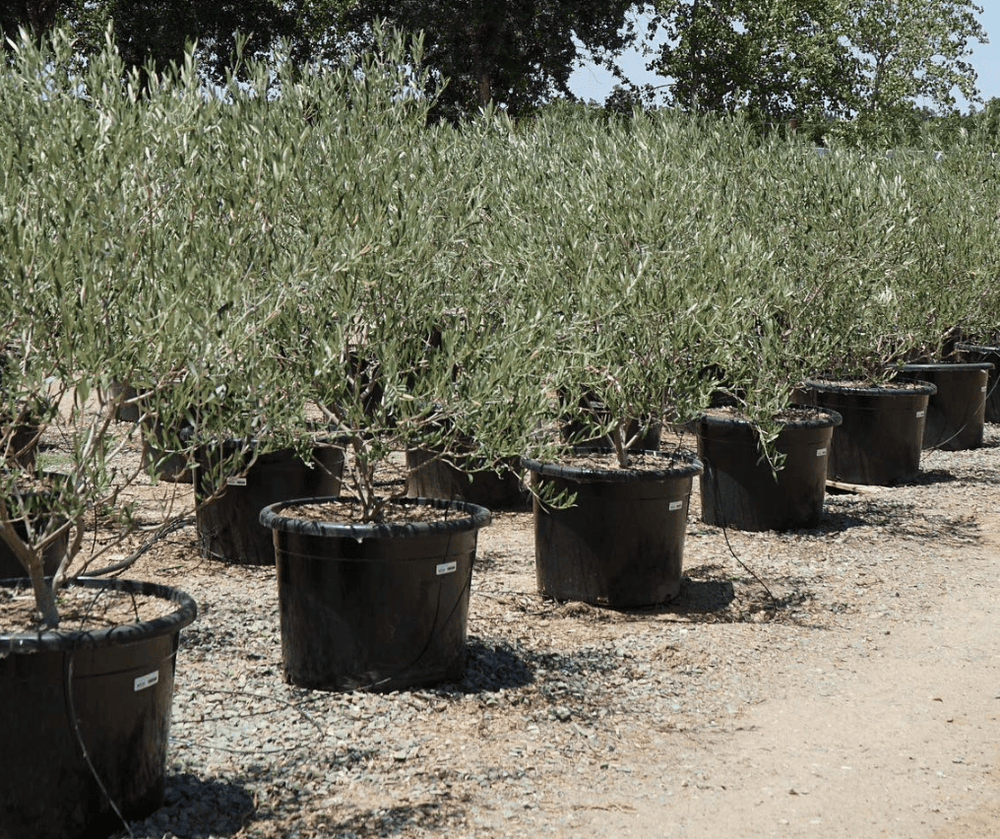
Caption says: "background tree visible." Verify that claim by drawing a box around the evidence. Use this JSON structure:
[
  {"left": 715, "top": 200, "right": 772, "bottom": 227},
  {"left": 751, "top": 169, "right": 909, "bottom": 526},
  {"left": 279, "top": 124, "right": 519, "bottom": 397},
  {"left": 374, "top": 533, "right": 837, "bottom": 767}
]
[
  {"left": 341, "top": 0, "right": 640, "bottom": 119},
  {"left": 648, "top": 0, "right": 857, "bottom": 120},
  {"left": 648, "top": 0, "right": 987, "bottom": 123},
  {"left": 1, "top": 0, "right": 75, "bottom": 44},
  {"left": 848, "top": 0, "right": 987, "bottom": 115},
  {"left": 2, "top": 0, "right": 298, "bottom": 84}
]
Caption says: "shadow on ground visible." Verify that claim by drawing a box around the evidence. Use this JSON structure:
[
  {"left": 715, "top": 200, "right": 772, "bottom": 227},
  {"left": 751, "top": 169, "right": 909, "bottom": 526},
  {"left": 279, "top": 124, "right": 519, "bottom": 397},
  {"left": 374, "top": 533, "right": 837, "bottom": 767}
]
[
  {"left": 323, "top": 801, "right": 468, "bottom": 838},
  {"left": 117, "top": 772, "right": 255, "bottom": 839}
]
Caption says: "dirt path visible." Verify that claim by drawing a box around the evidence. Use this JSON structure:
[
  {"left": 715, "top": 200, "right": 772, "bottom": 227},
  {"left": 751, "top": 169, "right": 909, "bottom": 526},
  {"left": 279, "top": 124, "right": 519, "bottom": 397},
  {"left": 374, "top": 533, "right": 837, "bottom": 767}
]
[{"left": 542, "top": 518, "right": 1000, "bottom": 838}]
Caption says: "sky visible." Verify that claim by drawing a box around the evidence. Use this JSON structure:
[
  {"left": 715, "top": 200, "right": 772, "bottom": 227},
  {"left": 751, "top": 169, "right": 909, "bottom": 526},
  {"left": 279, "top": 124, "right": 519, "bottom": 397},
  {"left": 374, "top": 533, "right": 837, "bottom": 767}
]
[{"left": 568, "top": 6, "right": 1000, "bottom": 113}]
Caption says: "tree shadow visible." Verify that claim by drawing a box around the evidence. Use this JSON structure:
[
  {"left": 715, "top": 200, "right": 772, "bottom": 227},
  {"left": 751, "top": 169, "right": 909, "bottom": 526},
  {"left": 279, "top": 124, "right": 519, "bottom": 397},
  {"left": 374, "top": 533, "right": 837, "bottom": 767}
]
[
  {"left": 663, "top": 576, "right": 736, "bottom": 615},
  {"left": 450, "top": 637, "right": 535, "bottom": 692},
  {"left": 322, "top": 800, "right": 467, "bottom": 837},
  {"left": 905, "top": 467, "right": 959, "bottom": 486},
  {"left": 822, "top": 496, "right": 982, "bottom": 542},
  {"left": 116, "top": 772, "right": 255, "bottom": 839}
]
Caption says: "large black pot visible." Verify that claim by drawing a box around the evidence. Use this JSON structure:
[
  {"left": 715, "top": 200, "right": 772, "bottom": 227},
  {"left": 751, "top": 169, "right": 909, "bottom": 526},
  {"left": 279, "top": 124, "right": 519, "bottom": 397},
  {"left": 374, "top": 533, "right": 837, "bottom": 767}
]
[
  {"left": 405, "top": 449, "right": 526, "bottom": 509},
  {"left": 896, "top": 362, "right": 994, "bottom": 450},
  {"left": 521, "top": 449, "right": 702, "bottom": 608},
  {"left": 260, "top": 496, "right": 491, "bottom": 692},
  {"left": 955, "top": 344, "right": 1000, "bottom": 424},
  {"left": 0, "top": 578, "right": 197, "bottom": 839},
  {"left": 196, "top": 440, "right": 344, "bottom": 566},
  {"left": 0, "top": 492, "right": 68, "bottom": 580},
  {"left": 696, "top": 406, "right": 842, "bottom": 531},
  {"left": 803, "top": 378, "right": 936, "bottom": 485}
]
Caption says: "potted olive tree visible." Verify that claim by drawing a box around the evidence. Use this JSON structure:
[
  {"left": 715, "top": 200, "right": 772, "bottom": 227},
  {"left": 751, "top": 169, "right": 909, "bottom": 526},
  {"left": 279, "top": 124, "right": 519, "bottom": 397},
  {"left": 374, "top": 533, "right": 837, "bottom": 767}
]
[
  {"left": 495, "top": 110, "right": 736, "bottom": 608},
  {"left": 249, "top": 31, "right": 555, "bottom": 692},
  {"left": 0, "top": 27, "right": 357, "bottom": 837},
  {"left": 0, "top": 30, "right": 206, "bottom": 839}
]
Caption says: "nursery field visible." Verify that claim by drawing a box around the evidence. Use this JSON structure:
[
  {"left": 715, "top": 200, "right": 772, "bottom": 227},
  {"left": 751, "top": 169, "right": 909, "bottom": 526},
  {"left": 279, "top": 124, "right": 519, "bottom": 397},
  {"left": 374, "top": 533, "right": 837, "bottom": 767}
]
[
  {"left": 93, "top": 421, "right": 1000, "bottom": 839},
  {"left": 5, "top": 30, "right": 1000, "bottom": 839}
]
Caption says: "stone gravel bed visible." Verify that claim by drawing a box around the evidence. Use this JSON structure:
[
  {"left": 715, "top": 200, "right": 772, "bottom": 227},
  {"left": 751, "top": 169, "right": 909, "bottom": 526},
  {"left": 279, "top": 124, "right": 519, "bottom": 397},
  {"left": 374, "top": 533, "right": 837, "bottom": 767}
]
[{"left": 116, "top": 425, "right": 1000, "bottom": 839}]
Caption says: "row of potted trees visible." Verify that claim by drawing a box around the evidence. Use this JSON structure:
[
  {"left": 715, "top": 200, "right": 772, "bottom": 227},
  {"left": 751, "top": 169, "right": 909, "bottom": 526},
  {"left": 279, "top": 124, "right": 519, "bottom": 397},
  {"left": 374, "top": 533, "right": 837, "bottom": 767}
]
[{"left": 2, "top": 28, "right": 999, "bottom": 838}]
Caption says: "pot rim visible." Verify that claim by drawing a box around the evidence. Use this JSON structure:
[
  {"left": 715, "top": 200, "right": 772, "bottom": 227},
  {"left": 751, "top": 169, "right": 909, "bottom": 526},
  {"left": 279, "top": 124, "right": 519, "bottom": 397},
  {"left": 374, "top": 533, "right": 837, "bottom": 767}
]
[
  {"left": 521, "top": 448, "right": 703, "bottom": 482},
  {"left": 0, "top": 577, "right": 197, "bottom": 653},
  {"left": 804, "top": 377, "right": 937, "bottom": 396},
  {"left": 896, "top": 362, "right": 995, "bottom": 373},
  {"left": 259, "top": 495, "right": 492, "bottom": 538},
  {"left": 698, "top": 405, "right": 843, "bottom": 430},
  {"left": 955, "top": 342, "right": 1000, "bottom": 354}
]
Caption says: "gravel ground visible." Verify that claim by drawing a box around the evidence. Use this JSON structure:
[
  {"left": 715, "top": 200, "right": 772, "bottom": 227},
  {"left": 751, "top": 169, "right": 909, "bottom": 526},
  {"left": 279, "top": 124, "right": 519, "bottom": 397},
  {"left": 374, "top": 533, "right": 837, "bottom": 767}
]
[{"left": 96, "top": 423, "right": 1000, "bottom": 839}]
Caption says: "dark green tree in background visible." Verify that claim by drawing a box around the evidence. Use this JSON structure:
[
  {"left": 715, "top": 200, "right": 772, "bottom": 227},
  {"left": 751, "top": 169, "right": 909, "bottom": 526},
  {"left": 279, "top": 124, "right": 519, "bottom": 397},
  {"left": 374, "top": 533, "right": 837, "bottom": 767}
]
[
  {"left": 3, "top": 0, "right": 633, "bottom": 118},
  {"left": 2, "top": 0, "right": 299, "bottom": 84},
  {"left": 340, "top": 0, "right": 640, "bottom": 119}
]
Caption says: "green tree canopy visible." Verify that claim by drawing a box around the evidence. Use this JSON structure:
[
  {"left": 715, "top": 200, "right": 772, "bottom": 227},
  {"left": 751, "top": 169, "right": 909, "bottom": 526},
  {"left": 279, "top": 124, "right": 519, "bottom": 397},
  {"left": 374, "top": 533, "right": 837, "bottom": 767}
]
[
  {"left": 649, "top": 0, "right": 988, "bottom": 120},
  {"left": 650, "top": 0, "right": 856, "bottom": 120},
  {"left": 849, "top": 0, "right": 987, "bottom": 114}
]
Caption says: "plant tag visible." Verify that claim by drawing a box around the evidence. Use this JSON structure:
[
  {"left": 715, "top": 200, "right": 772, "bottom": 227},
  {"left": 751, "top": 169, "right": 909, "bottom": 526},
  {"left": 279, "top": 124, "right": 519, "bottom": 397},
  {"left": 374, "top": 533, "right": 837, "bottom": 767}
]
[
  {"left": 227, "top": 477, "right": 247, "bottom": 487},
  {"left": 134, "top": 671, "right": 159, "bottom": 692},
  {"left": 669, "top": 500, "right": 683, "bottom": 512},
  {"left": 816, "top": 447, "right": 827, "bottom": 457},
  {"left": 436, "top": 561, "right": 457, "bottom": 576},
  {"left": 916, "top": 410, "right": 926, "bottom": 418}
]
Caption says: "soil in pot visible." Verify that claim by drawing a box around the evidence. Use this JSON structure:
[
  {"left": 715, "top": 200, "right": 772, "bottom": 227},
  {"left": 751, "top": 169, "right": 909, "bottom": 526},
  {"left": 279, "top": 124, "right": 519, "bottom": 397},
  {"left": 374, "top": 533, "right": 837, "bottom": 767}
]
[
  {"left": 522, "top": 448, "right": 702, "bottom": 608},
  {"left": 259, "top": 496, "right": 491, "bottom": 692},
  {"left": 0, "top": 578, "right": 197, "bottom": 839},
  {"left": 195, "top": 440, "right": 344, "bottom": 566},
  {"left": 896, "top": 362, "right": 994, "bottom": 450},
  {"left": 803, "top": 378, "right": 936, "bottom": 486},
  {"left": 955, "top": 344, "right": 1000, "bottom": 424},
  {"left": 697, "top": 406, "right": 842, "bottom": 532}
]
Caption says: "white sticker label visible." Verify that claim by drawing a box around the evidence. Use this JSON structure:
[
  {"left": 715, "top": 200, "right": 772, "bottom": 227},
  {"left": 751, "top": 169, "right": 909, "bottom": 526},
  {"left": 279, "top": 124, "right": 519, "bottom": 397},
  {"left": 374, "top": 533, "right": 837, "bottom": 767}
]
[
  {"left": 669, "top": 500, "right": 683, "bottom": 512},
  {"left": 436, "top": 561, "right": 457, "bottom": 576},
  {"left": 983, "top": 386, "right": 989, "bottom": 393},
  {"left": 227, "top": 477, "right": 247, "bottom": 487},
  {"left": 134, "top": 671, "right": 159, "bottom": 692},
  {"left": 916, "top": 410, "right": 926, "bottom": 418},
  {"left": 816, "top": 448, "right": 827, "bottom": 457}
]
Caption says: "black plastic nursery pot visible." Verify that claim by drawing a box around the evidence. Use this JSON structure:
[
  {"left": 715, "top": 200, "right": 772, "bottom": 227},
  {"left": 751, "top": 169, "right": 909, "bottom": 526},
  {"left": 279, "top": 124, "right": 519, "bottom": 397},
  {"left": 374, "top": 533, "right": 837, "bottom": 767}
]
[
  {"left": 696, "top": 407, "right": 842, "bottom": 532},
  {"left": 955, "top": 343, "right": 1000, "bottom": 423},
  {"left": 140, "top": 413, "right": 195, "bottom": 483},
  {"left": 803, "top": 378, "right": 936, "bottom": 486},
  {"left": 405, "top": 449, "right": 527, "bottom": 509},
  {"left": 196, "top": 440, "right": 344, "bottom": 566},
  {"left": 0, "top": 578, "right": 197, "bottom": 839},
  {"left": 896, "top": 362, "right": 994, "bottom": 450},
  {"left": 2, "top": 420, "right": 40, "bottom": 468},
  {"left": 259, "top": 496, "right": 491, "bottom": 692},
  {"left": 521, "top": 449, "right": 702, "bottom": 608},
  {"left": 0, "top": 519, "right": 69, "bottom": 580},
  {"left": 0, "top": 491, "right": 69, "bottom": 580}
]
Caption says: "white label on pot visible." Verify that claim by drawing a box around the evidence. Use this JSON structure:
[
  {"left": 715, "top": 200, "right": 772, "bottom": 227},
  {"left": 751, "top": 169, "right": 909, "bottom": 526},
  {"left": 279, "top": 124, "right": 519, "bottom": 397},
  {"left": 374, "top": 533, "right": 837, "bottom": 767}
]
[
  {"left": 134, "top": 670, "right": 159, "bottom": 692},
  {"left": 669, "top": 501, "right": 683, "bottom": 512},
  {"left": 436, "top": 561, "right": 457, "bottom": 576},
  {"left": 816, "top": 447, "right": 827, "bottom": 457},
  {"left": 916, "top": 410, "right": 926, "bottom": 418},
  {"left": 227, "top": 477, "right": 247, "bottom": 487}
]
